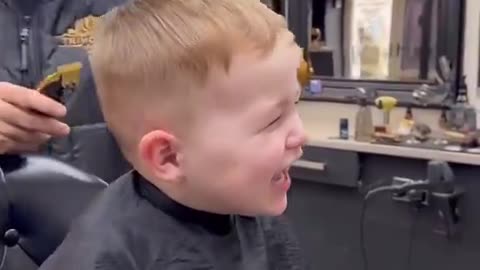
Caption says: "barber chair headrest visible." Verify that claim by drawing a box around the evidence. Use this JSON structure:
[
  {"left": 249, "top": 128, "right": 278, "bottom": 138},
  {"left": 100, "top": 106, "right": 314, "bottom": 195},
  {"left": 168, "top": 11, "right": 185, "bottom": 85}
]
[{"left": 0, "top": 155, "right": 108, "bottom": 266}]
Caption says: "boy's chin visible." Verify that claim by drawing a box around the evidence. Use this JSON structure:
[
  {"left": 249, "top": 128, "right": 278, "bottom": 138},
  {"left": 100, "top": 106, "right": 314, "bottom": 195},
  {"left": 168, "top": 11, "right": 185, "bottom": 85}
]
[
  {"left": 235, "top": 195, "right": 288, "bottom": 217},
  {"left": 269, "top": 195, "right": 288, "bottom": 216},
  {"left": 256, "top": 195, "right": 289, "bottom": 217}
]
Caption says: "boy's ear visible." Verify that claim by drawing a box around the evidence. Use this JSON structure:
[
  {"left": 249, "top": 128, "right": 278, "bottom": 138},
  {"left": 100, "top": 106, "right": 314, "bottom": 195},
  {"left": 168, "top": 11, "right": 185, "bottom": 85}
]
[{"left": 138, "top": 130, "right": 183, "bottom": 183}]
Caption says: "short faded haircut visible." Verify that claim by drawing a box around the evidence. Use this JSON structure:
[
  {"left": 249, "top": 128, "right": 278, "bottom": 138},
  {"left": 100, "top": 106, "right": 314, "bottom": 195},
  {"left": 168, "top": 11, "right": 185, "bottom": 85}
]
[{"left": 90, "top": 0, "right": 288, "bottom": 161}]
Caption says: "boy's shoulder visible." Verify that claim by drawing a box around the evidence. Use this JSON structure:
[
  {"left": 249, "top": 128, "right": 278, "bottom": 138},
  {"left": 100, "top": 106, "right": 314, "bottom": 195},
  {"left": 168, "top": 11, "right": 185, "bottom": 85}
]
[
  {"left": 39, "top": 172, "right": 191, "bottom": 270},
  {"left": 39, "top": 172, "right": 306, "bottom": 270}
]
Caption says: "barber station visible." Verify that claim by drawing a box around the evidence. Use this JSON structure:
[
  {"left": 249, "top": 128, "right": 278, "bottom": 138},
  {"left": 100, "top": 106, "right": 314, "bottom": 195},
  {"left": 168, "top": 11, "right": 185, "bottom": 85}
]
[
  {"left": 286, "top": 0, "right": 479, "bottom": 269},
  {"left": 0, "top": 0, "right": 479, "bottom": 269}
]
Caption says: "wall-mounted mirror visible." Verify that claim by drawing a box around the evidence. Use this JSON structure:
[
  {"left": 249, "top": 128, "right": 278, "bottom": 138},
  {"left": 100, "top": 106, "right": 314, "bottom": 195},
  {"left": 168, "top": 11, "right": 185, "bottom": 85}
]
[
  {"left": 275, "top": 0, "right": 465, "bottom": 107},
  {"left": 312, "top": 0, "right": 439, "bottom": 82}
]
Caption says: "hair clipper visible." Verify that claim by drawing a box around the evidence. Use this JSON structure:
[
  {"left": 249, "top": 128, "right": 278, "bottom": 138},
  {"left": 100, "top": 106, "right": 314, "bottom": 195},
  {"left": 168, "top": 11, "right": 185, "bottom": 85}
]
[{"left": 36, "top": 62, "right": 83, "bottom": 103}]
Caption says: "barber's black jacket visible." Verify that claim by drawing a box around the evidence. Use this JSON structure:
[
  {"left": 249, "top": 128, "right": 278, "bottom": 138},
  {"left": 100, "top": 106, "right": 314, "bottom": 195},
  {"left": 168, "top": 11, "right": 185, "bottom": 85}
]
[
  {"left": 0, "top": 0, "right": 131, "bottom": 182},
  {"left": 39, "top": 171, "right": 307, "bottom": 270}
]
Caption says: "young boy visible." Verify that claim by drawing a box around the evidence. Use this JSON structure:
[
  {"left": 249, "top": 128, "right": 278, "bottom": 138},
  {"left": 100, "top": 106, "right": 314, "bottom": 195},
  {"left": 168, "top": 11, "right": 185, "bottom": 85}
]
[{"left": 39, "top": 0, "right": 307, "bottom": 269}]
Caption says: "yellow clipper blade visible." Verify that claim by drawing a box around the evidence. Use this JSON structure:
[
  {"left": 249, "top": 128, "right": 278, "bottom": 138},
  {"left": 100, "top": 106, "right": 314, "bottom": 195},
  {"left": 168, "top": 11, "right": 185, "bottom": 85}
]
[{"left": 57, "top": 62, "right": 83, "bottom": 88}]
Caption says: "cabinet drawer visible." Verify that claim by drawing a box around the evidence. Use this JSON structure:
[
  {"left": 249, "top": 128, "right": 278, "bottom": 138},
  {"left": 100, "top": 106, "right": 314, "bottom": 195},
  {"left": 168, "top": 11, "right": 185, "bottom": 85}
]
[{"left": 291, "top": 146, "right": 360, "bottom": 187}]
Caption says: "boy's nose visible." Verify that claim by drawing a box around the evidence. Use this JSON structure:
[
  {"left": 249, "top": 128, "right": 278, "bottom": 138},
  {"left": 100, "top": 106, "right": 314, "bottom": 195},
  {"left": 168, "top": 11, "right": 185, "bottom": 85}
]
[{"left": 286, "top": 117, "right": 307, "bottom": 149}]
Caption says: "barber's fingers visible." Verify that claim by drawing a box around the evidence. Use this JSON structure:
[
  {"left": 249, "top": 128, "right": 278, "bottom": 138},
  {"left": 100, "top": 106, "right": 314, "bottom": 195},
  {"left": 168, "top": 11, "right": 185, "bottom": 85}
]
[
  {"left": 0, "top": 134, "right": 42, "bottom": 154},
  {"left": 0, "top": 82, "right": 67, "bottom": 118},
  {"left": 9, "top": 142, "right": 42, "bottom": 154},
  {"left": 0, "top": 121, "right": 51, "bottom": 144},
  {"left": 0, "top": 99, "right": 70, "bottom": 137}
]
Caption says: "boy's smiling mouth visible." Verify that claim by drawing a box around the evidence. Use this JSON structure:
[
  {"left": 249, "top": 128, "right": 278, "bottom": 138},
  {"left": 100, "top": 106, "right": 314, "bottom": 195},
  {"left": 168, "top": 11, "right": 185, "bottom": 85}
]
[{"left": 271, "top": 168, "right": 291, "bottom": 191}]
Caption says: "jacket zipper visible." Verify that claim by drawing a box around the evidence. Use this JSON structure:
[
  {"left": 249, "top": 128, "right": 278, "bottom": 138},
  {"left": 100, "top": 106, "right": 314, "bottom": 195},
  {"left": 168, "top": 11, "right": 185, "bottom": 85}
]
[
  {"left": 19, "top": 14, "right": 42, "bottom": 88},
  {"left": 19, "top": 16, "right": 30, "bottom": 87},
  {"left": 29, "top": 15, "right": 43, "bottom": 88}
]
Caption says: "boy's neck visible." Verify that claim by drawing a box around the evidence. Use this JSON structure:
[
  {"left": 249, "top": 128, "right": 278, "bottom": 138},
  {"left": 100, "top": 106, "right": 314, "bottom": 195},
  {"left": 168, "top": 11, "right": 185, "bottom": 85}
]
[{"left": 134, "top": 171, "right": 233, "bottom": 235}]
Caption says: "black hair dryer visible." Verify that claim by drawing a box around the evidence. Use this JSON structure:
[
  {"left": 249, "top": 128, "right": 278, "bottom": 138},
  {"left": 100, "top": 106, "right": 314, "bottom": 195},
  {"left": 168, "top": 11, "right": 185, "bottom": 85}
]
[{"left": 427, "top": 161, "right": 464, "bottom": 239}]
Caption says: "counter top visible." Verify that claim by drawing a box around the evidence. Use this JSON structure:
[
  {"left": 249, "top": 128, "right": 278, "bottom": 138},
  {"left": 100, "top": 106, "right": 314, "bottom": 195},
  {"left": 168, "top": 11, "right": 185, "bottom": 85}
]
[
  {"left": 306, "top": 137, "right": 480, "bottom": 166},
  {"left": 298, "top": 101, "right": 480, "bottom": 166}
]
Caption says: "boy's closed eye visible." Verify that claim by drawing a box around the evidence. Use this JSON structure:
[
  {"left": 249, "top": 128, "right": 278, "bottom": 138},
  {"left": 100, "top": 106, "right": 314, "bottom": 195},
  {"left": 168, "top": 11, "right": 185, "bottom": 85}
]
[
  {"left": 260, "top": 88, "right": 300, "bottom": 131},
  {"left": 266, "top": 114, "right": 282, "bottom": 129}
]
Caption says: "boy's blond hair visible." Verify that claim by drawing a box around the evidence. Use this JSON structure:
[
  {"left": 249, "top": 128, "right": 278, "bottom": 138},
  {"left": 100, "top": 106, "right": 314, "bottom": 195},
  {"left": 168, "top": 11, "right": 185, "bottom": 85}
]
[{"left": 90, "top": 0, "right": 288, "bottom": 161}]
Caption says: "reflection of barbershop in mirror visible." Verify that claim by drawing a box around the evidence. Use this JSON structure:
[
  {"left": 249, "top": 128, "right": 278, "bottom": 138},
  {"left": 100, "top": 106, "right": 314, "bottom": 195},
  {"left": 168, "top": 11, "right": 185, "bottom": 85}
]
[
  {"left": 310, "top": 0, "right": 439, "bottom": 82},
  {"left": 267, "top": 0, "right": 464, "bottom": 106}
]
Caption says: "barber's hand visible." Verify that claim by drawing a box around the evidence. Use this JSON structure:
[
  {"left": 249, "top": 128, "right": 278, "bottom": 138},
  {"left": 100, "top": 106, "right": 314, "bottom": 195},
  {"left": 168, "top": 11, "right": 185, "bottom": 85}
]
[{"left": 0, "top": 82, "right": 70, "bottom": 154}]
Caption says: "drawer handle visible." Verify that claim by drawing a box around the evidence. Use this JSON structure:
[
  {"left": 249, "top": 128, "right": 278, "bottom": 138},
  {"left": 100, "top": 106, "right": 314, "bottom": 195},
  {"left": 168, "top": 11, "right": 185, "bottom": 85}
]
[{"left": 293, "top": 160, "right": 327, "bottom": 171}]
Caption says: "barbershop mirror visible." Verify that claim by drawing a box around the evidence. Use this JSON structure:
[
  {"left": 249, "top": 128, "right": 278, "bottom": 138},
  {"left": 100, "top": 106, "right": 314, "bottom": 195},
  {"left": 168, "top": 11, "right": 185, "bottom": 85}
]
[
  {"left": 311, "top": 0, "right": 443, "bottom": 82},
  {"left": 280, "top": 0, "right": 465, "bottom": 105}
]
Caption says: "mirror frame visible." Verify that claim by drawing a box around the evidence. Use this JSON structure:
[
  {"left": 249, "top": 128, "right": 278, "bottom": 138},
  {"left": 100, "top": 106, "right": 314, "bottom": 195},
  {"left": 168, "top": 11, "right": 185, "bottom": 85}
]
[{"left": 285, "top": 0, "right": 466, "bottom": 108}]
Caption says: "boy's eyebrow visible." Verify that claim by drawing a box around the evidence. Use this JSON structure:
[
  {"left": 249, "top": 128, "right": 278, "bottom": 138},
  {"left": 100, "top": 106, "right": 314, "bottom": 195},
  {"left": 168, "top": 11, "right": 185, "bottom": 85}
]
[
  {"left": 271, "top": 87, "right": 301, "bottom": 110},
  {"left": 273, "top": 97, "right": 289, "bottom": 110}
]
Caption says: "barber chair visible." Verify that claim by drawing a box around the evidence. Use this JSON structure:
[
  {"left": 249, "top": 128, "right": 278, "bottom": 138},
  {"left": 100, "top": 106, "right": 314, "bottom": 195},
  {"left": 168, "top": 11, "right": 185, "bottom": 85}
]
[{"left": 0, "top": 155, "right": 108, "bottom": 269}]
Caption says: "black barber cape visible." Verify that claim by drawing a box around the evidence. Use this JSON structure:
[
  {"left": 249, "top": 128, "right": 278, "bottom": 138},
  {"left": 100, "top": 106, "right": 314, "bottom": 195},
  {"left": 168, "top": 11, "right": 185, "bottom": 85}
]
[{"left": 39, "top": 171, "right": 307, "bottom": 270}]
